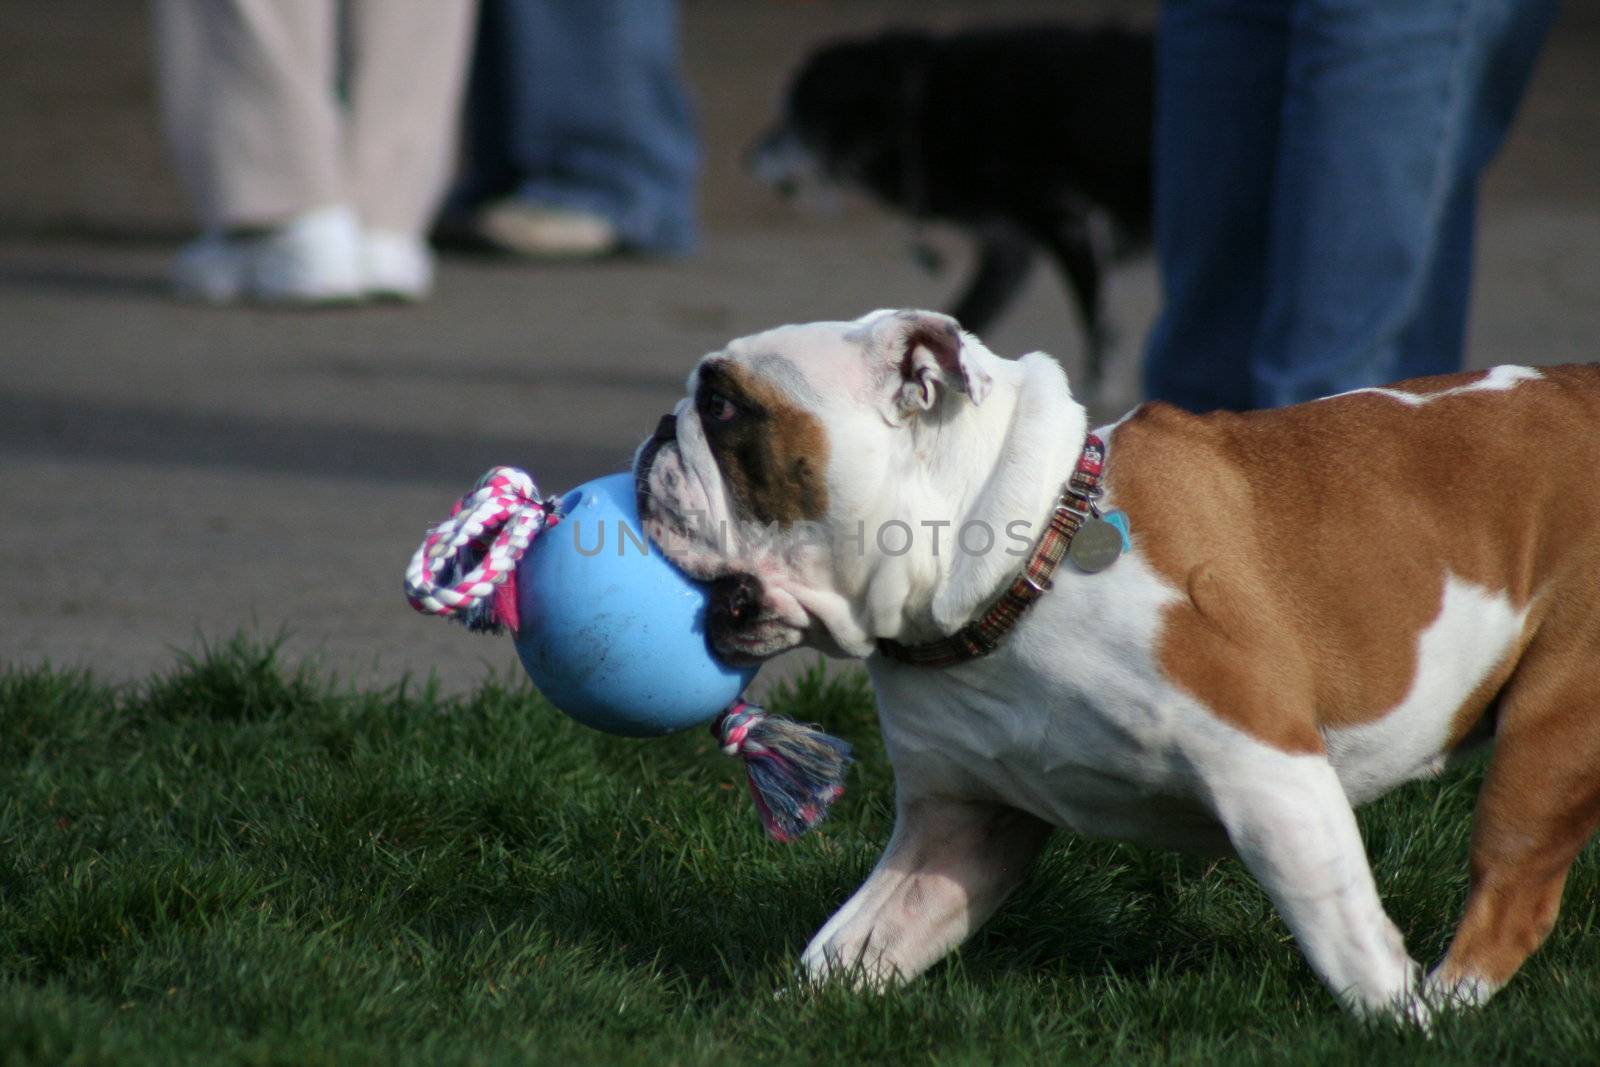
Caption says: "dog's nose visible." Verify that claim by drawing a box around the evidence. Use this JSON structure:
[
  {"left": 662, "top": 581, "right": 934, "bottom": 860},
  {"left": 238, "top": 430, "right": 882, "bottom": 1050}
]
[
  {"left": 653, "top": 413, "right": 678, "bottom": 441},
  {"left": 710, "top": 572, "right": 762, "bottom": 626}
]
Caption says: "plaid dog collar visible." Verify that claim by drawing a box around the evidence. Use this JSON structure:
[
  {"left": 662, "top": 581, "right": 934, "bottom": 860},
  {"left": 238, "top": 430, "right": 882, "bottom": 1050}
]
[{"left": 877, "top": 433, "right": 1114, "bottom": 668}]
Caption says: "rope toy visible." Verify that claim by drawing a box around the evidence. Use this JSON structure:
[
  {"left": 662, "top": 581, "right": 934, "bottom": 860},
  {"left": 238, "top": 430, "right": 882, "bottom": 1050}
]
[
  {"left": 405, "top": 466, "right": 852, "bottom": 842},
  {"left": 405, "top": 466, "right": 556, "bottom": 634}
]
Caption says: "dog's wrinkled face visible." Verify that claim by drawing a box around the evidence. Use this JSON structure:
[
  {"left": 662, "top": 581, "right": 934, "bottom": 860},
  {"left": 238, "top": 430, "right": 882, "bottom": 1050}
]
[
  {"left": 635, "top": 309, "right": 993, "bottom": 664},
  {"left": 633, "top": 341, "right": 834, "bottom": 663}
]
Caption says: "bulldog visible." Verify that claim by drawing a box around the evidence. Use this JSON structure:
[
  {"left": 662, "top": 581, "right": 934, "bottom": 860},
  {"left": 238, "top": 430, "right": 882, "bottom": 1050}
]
[{"left": 633, "top": 307, "right": 1600, "bottom": 1020}]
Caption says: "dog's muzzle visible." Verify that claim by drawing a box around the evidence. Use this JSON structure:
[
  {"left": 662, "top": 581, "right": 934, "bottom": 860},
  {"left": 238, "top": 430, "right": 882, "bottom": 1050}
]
[{"left": 630, "top": 412, "right": 806, "bottom": 668}]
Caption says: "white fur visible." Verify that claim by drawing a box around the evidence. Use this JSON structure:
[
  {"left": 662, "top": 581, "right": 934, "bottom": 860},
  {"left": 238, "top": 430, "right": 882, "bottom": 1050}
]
[
  {"left": 861, "top": 547, "right": 1423, "bottom": 1018},
  {"left": 1325, "top": 576, "right": 1527, "bottom": 805},
  {"left": 635, "top": 310, "right": 1531, "bottom": 1022},
  {"left": 1332, "top": 364, "right": 1542, "bottom": 406},
  {"left": 1424, "top": 968, "right": 1501, "bottom": 1008}
]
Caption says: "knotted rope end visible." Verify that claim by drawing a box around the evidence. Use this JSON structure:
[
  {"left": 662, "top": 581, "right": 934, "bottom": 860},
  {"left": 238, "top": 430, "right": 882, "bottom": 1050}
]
[
  {"left": 404, "top": 466, "right": 557, "bottom": 637},
  {"left": 713, "top": 700, "right": 853, "bottom": 842}
]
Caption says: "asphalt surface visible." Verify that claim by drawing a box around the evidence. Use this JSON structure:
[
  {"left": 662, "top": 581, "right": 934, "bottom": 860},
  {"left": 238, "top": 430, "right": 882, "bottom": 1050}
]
[{"left": 2, "top": 1, "right": 1597, "bottom": 695}]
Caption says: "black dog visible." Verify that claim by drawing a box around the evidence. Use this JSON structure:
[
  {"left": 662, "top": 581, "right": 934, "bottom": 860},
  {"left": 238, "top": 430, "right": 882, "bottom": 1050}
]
[{"left": 748, "top": 25, "right": 1154, "bottom": 391}]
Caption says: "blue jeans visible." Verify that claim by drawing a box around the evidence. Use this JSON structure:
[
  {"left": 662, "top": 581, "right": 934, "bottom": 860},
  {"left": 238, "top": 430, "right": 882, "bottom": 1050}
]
[
  {"left": 1144, "top": 0, "right": 1556, "bottom": 411},
  {"left": 459, "top": 0, "right": 700, "bottom": 254}
]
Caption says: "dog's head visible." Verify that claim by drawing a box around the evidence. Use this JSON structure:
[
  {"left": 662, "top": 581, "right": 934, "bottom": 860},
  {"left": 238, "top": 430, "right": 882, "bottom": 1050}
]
[
  {"left": 635, "top": 309, "right": 1010, "bottom": 665},
  {"left": 746, "top": 31, "right": 936, "bottom": 202}
]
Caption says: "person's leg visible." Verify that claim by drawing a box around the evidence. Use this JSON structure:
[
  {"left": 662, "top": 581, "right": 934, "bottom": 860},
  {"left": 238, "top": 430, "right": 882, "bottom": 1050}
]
[
  {"left": 1250, "top": 0, "right": 1494, "bottom": 406},
  {"left": 151, "top": 0, "right": 361, "bottom": 303},
  {"left": 1391, "top": 175, "right": 1476, "bottom": 383},
  {"left": 342, "top": 0, "right": 479, "bottom": 298},
  {"left": 152, "top": 0, "right": 342, "bottom": 229},
  {"left": 1143, "top": 0, "right": 1291, "bottom": 413},
  {"left": 1393, "top": 0, "right": 1557, "bottom": 381},
  {"left": 451, "top": 0, "right": 517, "bottom": 213},
  {"left": 344, "top": 0, "right": 479, "bottom": 238},
  {"left": 475, "top": 0, "right": 700, "bottom": 255}
]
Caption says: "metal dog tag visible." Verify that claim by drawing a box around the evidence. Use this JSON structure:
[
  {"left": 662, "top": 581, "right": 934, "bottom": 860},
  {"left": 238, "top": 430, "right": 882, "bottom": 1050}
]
[{"left": 1068, "top": 516, "right": 1124, "bottom": 573}]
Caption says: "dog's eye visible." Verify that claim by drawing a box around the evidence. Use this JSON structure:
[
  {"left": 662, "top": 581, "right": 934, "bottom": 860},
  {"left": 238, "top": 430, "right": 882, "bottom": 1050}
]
[{"left": 705, "top": 390, "right": 739, "bottom": 424}]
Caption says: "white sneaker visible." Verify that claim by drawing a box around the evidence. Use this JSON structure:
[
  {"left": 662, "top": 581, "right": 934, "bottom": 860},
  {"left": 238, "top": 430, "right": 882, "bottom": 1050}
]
[
  {"left": 172, "top": 205, "right": 364, "bottom": 306},
  {"left": 475, "top": 199, "right": 619, "bottom": 259},
  {"left": 360, "top": 229, "right": 434, "bottom": 302},
  {"left": 171, "top": 233, "right": 251, "bottom": 303}
]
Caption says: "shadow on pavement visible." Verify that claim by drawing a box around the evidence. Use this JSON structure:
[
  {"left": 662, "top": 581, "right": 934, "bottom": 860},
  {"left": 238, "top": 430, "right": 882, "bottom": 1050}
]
[{"left": 0, "top": 391, "right": 631, "bottom": 488}]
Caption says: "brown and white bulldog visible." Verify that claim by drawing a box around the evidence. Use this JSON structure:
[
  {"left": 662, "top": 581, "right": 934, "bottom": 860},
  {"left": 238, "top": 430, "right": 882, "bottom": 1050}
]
[{"left": 633, "top": 307, "right": 1600, "bottom": 1020}]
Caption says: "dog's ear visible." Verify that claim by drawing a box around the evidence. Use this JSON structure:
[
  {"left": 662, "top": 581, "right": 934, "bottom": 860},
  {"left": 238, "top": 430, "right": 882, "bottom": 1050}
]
[{"left": 867, "top": 309, "right": 993, "bottom": 414}]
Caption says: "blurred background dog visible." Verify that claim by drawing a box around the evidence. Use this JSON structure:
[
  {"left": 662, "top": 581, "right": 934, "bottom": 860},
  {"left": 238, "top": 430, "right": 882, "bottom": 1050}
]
[{"left": 747, "top": 25, "right": 1154, "bottom": 397}]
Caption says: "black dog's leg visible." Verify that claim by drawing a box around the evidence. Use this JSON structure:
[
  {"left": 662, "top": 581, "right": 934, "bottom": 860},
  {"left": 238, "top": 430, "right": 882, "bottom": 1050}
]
[
  {"left": 945, "top": 220, "right": 1036, "bottom": 334},
  {"left": 1040, "top": 212, "right": 1115, "bottom": 391}
]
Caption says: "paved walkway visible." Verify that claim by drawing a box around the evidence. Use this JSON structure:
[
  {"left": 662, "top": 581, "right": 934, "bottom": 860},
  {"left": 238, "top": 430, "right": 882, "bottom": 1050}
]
[{"left": 1, "top": 2, "right": 1595, "bottom": 695}]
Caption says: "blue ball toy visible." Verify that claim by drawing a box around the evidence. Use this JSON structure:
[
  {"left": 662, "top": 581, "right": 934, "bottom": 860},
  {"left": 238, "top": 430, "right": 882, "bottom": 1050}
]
[
  {"left": 512, "top": 472, "right": 756, "bottom": 736},
  {"left": 405, "top": 464, "right": 850, "bottom": 842}
]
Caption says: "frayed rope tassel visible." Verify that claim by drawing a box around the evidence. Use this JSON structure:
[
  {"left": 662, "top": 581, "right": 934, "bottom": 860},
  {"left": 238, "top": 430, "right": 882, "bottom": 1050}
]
[{"left": 713, "top": 701, "right": 853, "bottom": 842}]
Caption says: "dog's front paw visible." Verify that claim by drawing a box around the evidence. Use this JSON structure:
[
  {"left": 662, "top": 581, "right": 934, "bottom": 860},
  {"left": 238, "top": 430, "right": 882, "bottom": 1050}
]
[
  {"left": 800, "top": 933, "right": 902, "bottom": 991},
  {"left": 1346, "top": 958, "right": 1441, "bottom": 1033}
]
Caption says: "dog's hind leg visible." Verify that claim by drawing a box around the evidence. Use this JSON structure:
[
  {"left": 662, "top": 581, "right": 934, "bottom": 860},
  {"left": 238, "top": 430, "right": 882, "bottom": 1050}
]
[
  {"left": 1428, "top": 637, "right": 1600, "bottom": 1007},
  {"left": 945, "top": 219, "right": 1036, "bottom": 335},
  {"left": 800, "top": 795, "right": 1052, "bottom": 987}
]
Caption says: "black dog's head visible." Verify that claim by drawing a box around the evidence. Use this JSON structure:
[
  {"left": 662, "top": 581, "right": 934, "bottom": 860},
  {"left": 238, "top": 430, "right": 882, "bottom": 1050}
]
[{"left": 746, "top": 31, "right": 937, "bottom": 202}]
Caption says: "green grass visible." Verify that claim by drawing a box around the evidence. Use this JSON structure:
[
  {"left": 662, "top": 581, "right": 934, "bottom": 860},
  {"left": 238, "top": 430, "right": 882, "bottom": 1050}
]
[{"left": 2, "top": 637, "right": 1597, "bottom": 1065}]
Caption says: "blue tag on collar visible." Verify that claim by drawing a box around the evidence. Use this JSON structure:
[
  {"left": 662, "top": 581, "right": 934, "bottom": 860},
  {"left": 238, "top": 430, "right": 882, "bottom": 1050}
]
[{"left": 1102, "top": 510, "right": 1132, "bottom": 551}]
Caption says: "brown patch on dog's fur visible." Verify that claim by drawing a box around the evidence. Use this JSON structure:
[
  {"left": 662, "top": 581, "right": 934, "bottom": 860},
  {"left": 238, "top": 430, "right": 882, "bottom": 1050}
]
[
  {"left": 1107, "top": 364, "right": 1600, "bottom": 989},
  {"left": 698, "top": 359, "right": 830, "bottom": 525},
  {"left": 1106, "top": 367, "right": 1600, "bottom": 749}
]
